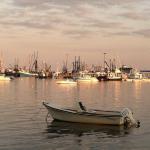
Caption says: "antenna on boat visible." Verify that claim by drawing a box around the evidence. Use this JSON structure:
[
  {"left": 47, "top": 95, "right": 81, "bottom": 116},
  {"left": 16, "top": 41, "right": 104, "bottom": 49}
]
[
  {"left": 65, "top": 53, "right": 68, "bottom": 71},
  {"left": 104, "top": 52, "right": 107, "bottom": 70}
]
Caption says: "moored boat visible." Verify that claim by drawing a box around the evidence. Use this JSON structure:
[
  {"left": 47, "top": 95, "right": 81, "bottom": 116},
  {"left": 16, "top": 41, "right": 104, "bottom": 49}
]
[
  {"left": 76, "top": 72, "right": 98, "bottom": 82},
  {"left": 43, "top": 102, "right": 138, "bottom": 126},
  {"left": 97, "top": 69, "right": 122, "bottom": 81},
  {"left": 56, "top": 79, "right": 77, "bottom": 84},
  {"left": 96, "top": 74, "right": 108, "bottom": 81},
  {"left": 77, "top": 76, "right": 92, "bottom": 82},
  {"left": 19, "top": 70, "right": 38, "bottom": 77},
  {"left": 107, "top": 74, "right": 122, "bottom": 81}
]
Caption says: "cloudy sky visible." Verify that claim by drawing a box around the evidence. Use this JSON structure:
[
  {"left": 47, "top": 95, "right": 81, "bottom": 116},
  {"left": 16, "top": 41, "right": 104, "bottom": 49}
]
[{"left": 0, "top": 0, "right": 150, "bottom": 70}]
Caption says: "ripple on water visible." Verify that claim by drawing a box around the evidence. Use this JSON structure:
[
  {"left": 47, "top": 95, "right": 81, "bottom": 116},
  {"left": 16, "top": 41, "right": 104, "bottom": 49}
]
[{"left": 0, "top": 78, "right": 150, "bottom": 150}]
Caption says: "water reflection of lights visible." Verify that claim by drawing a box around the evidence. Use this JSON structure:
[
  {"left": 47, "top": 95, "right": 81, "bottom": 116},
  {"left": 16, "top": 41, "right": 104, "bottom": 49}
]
[
  {"left": 113, "top": 82, "right": 122, "bottom": 107},
  {"left": 57, "top": 83, "right": 77, "bottom": 89},
  {"left": 0, "top": 81, "right": 10, "bottom": 84},
  {"left": 133, "top": 81, "right": 142, "bottom": 100}
]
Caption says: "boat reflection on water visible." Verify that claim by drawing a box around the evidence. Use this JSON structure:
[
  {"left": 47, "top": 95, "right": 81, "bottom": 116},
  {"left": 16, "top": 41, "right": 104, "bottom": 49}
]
[{"left": 45, "top": 120, "right": 133, "bottom": 138}]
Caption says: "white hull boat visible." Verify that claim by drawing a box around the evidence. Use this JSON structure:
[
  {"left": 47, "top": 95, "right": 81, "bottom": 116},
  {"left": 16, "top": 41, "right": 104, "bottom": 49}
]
[
  {"left": 43, "top": 102, "right": 138, "bottom": 126},
  {"left": 19, "top": 71, "right": 38, "bottom": 77},
  {"left": 77, "top": 77, "right": 91, "bottom": 82},
  {"left": 125, "top": 79, "right": 143, "bottom": 82},
  {"left": 77, "top": 77, "right": 98, "bottom": 82},
  {"left": 56, "top": 79, "right": 77, "bottom": 84}
]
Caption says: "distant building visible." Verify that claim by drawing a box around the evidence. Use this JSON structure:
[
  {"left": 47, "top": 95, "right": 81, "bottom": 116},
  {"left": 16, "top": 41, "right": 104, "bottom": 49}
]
[{"left": 140, "top": 70, "right": 150, "bottom": 78}]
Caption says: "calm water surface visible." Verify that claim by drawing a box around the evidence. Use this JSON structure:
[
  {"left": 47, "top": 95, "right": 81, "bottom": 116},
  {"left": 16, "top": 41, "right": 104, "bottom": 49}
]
[{"left": 0, "top": 78, "right": 150, "bottom": 150}]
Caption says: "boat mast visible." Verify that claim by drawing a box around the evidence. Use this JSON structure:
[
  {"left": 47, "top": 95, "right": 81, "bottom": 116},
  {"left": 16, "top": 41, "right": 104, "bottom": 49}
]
[
  {"left": 0, "top": 52, "right": 2, "bottom": 73},
  {"left": 103, "top": 52, "right": 107, "bottom": 71},
  {"left": 65, "top": 53, "right": 68, "bottom": 72}
]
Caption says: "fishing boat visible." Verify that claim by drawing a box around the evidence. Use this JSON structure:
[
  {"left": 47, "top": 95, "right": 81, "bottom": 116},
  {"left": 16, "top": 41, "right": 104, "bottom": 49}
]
[
  {"left": 77, "top": 75, "right": 92, "bottom": 82},
  {"left": 76, "top": 72, "right": 92, "bottom": 82},
  {"left": 125, "top": 70, "right": 143, "bottom": 82},
  {"left": 77, "top": 76, "right": 98, "bottom": 82},
  {"left": 43, "top": 102, "right": 139, "bottom": 126},
  {"left": 76, "top": 72, "right": 98, "bottom": 82},
  {"left": 107, "top": 71, "right": 122, "bottom": 81},
  {"left": 37, "top": 71, "right": 47, "bottom": 79},
  {"left": 97, "top": 69, "right": 122, "bottom": 81},
  {"left": 96, "top": 72, "right": 108, "bottom": 81},
  {"left": 18, "top": 70, "right": 38, "bottom": 77},
  {"left": 56, "top": 79, "right": 77, "bottom": 84}
]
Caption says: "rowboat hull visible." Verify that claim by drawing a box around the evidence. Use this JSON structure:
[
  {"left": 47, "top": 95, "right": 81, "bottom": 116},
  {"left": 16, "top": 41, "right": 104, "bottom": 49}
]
[{"left": 43, "top": 102, "right": 125, "bottom": 125}]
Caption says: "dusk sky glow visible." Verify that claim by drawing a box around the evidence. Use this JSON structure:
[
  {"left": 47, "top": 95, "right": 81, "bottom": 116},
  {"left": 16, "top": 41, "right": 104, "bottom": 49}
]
[{"left": 0, "top": 0, "right": 150, "bottom": 70}]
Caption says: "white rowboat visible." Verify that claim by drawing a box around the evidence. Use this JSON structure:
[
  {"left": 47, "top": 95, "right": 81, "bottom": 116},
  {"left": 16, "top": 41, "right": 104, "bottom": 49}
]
[{"left": 43, "top": 102, "right": 138, "bottom": 126}]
